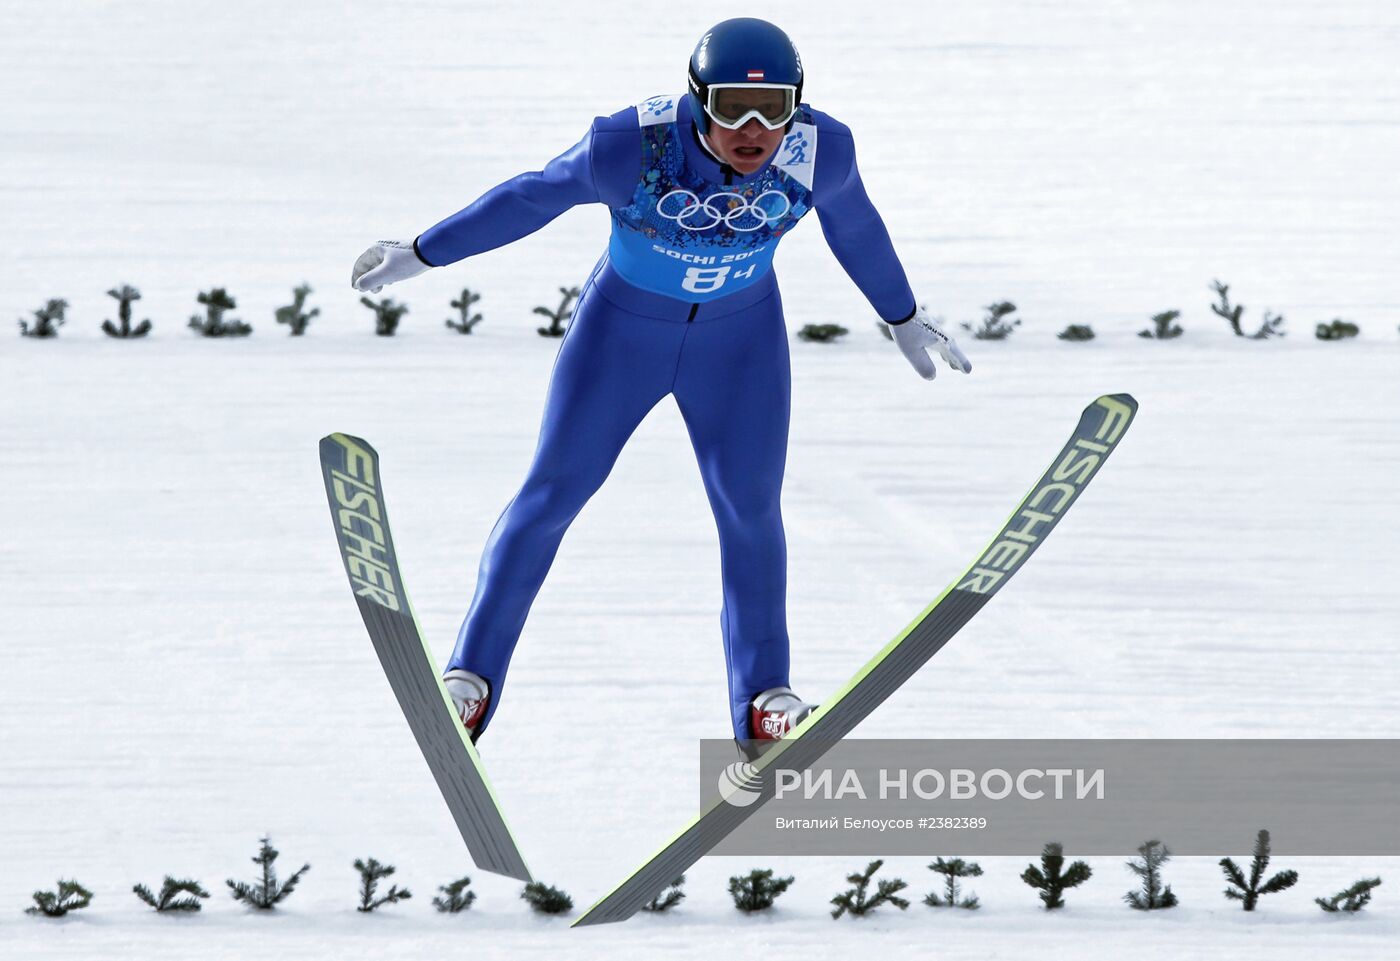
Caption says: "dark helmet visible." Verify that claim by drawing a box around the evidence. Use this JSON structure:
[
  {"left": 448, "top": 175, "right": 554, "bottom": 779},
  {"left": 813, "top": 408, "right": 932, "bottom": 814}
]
[{"left": 687, "top": 18, "right": 804, "bottom": 135}]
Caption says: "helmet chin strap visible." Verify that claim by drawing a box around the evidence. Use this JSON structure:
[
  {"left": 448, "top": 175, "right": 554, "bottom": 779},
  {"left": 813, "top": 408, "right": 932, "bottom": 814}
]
[{"left": 697, "top": 129, "right": 725, "bottom": 163}]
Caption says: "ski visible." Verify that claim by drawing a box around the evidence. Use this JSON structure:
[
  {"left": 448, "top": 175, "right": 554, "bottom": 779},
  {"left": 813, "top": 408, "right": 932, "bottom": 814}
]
[
  {"left": 573, "top": 393, "right": 1137, "bottom": 926},
  {"left": 319, "top": 432, "right": 532, "bottom": 882}
]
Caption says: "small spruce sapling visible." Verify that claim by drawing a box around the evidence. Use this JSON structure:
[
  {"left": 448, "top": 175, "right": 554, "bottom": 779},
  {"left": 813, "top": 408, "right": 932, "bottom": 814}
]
[
  {"left": 360, "top": 296, "right": 408, "bottom": 336},
  {"left": 521, "top": 881, "right": 573, "bottom": 915},
  {"left": 433, "top": 876, "right": 476, "bottom": 913},
  {"left": 924, "top": 857, "right": 982, "bottom": 909},
  {"left": 1315, "top": 319, "right": 1359, "bottom": 341},
  {"left": 1138, "top": 309, "right": 1184, "bottom": 340},
  {"left": 641, "top": 875, "right": 686, "bottom": 913},
  {"left": 133, "top": 876, "right": 211, "bottom": 912},
  {"left": 1316, "top": 877, "right": 1381, "bottom": 913},
  {"left": 26, "top": 879, "right": 94, "bottom": 917},
  {"left": 797, "top": 323, "right": 849, "bottom": 343},
  {"left": 446, "top": 288, "right": 484, "bottom": 333},
  {"left": 1210, "top": 280, "right": 1284, "bottom": 339},
  {"left": 962, "top": 301, "right": 1021, "bottom": 340},
  {"left": 354, "top": 857, "right": 411, "bottom": 912},
  {"left": 830, "top": 859, "right": 910, "bottom": 919},
  {"left": 534, "top": 285, "right": 581, "bottom": 337},
  {"left": 1210, "top": 279, "right": 1244, "bottom": 335},
  {"left": 226, "top": 836, "right": 310, "bottom": 909},
  {"left": 18, "top": 299, "right": 68, "bottom": 338},
  {"left": 103, "top": 285, "right": 152, "bottom": 338},
  {"left": 1057, "top": 324, "right": 1095, "bottom": 342},
  {"left": 1022, "top": 842, "right": 1092, "bottom": 909},
  {"left": 189, "top": 288, "right": 252, "bottom": 337},
  {"left": 275, "top": 284, "right": 319, "bottom": 335},
  {"left": 1219, "top": 829, "right": 1297, "bottom": 911},
  {"left": 728, "top": 868, "right": 794, "bottom": 913},
  {"left": 1123, "top": 840, "right": 1177, "bottom": 910}
]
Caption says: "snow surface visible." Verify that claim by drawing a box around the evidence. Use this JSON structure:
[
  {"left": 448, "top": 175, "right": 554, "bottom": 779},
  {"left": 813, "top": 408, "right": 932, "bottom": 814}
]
[{"left": 3, "top": 1, "right": 1398, "bottom": 958}]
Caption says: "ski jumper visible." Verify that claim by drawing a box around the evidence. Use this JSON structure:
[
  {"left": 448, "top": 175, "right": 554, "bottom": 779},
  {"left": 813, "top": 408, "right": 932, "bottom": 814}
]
[{"left": 424, "top": 93, "right": 916, "bottom": 738}]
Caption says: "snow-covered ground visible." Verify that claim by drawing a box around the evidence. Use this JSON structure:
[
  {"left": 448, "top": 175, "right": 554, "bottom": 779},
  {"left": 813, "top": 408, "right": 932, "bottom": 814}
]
[{"left": 3, "top": 1, "right": 1398, "bottom": 958}]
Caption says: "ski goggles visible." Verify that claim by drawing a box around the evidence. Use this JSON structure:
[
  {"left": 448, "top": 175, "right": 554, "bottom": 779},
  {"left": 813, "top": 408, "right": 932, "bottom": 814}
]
[{"left": 704, "top": 83, "right": 798, "bottom": 130}]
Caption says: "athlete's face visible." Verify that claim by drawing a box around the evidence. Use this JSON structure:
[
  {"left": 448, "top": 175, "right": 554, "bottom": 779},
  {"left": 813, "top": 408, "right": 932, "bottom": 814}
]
[{"left": 705, "top": 117, "right": 784, "bottom": 175}]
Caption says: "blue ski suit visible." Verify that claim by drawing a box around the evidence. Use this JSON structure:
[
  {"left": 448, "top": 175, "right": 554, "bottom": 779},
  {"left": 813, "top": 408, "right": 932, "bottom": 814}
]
[{"left": 427, "top": 93, "right": 917, "bottom": 738}]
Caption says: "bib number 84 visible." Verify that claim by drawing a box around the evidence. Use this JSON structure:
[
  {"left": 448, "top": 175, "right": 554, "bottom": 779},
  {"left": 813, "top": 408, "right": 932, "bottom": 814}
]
[{"left": 682, "top": 263, "right": 757, "bottom": 294}]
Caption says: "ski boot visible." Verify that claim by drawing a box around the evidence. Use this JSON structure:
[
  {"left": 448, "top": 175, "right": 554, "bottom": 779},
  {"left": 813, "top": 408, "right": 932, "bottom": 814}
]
[
  {"left": 443, "top": 668, "right": 490, "bottom": 742},
  {"left": 739, "top": 685, "right": 818, "bottom": 760}
]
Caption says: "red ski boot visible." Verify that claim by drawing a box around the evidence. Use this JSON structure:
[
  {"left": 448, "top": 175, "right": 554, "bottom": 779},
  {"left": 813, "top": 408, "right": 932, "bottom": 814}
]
[
  {"left": 750, "top": 686, "right": 817, "bottom": 740},
  {"left": 443, "top": 669, "right": 490, "bottom": 740}
]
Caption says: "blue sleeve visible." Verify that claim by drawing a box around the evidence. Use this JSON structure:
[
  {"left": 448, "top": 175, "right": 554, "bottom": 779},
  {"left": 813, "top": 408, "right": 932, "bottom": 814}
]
[
  {"left": 810, "top": 113, "right": 917, "bottom": 323},
  {"left": 415, "top": 108, "right": 640, "bottom": 268}
]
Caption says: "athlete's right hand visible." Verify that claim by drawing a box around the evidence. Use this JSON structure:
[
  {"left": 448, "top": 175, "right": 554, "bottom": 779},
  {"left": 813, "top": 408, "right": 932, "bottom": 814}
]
[{"left": 351, "top": 239, "right": 433, "bottom": 293}]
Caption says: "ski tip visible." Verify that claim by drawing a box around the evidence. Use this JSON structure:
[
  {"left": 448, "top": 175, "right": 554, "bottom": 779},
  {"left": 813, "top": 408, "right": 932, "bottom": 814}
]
[
  {"left": 1092, "top": 392, "right": 1138, "bottom": 412},
  {"left": 1083, "top": 394, "right": 1140, "bottom": 433},
  {"left": 320, "top": 431, "right": 373, "bottom": 449},
  {"left": 319, "top": 433, "right": 380, "bottom": 467}
]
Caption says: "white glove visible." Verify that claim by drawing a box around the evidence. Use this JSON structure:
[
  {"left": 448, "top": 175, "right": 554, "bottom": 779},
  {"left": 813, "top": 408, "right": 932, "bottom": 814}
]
[
  {"left": 888, "top": 306, "right": 972, "bottom": 380},
  {"left": 351, "top": 239, "right": 432, "bottom": 293}
]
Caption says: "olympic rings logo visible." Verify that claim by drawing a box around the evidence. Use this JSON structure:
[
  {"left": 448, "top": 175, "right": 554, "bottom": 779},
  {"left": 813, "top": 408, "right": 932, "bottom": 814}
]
[{"left": 656, "top": 188, "right": 792, "bottom": 232}]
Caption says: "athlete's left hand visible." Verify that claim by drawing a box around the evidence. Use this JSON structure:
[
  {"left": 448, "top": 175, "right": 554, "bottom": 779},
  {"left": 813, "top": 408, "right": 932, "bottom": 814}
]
[{"left": 887, "top": 306, "right": 972, "bottom": 380}]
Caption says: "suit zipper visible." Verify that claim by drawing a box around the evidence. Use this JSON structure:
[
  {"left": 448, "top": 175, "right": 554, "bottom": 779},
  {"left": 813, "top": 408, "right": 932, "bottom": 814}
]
[{"left": 692, "top": 162, "right": 734, "bottom": 322}]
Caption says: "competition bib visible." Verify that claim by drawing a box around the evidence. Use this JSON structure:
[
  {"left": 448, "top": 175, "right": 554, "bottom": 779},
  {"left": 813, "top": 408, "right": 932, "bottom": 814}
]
[{"left": 607, "top": 94, "right": 818, "bottom": 301}]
